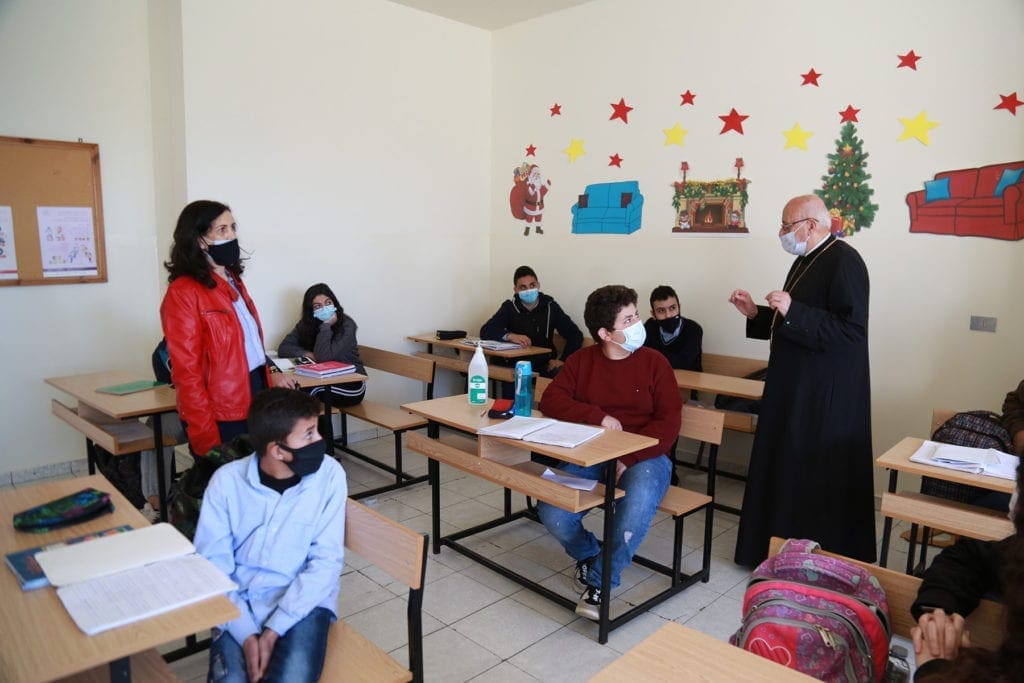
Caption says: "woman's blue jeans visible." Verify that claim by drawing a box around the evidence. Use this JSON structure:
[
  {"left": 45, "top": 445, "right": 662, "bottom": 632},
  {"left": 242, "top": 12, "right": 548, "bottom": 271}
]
[
  {"left": 537, "top": 454, "right": 671, "bottom": 590},
  {"left": 208, "top": 607, "right": 332, "bottom": 683}
]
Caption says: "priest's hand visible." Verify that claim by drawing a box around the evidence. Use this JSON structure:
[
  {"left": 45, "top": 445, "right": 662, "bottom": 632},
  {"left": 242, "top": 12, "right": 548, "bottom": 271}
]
[
  {"left": 765, "top": 290, "right": 792, "bottom": 317},
  {"left": 728, "top": 289, "right": 757, "bottom": 319}
]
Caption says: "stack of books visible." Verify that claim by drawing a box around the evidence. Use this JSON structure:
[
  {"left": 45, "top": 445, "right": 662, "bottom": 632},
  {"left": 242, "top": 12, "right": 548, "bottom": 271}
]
[{"left": 293, "top": 360, "right": 357, "bottom": 379}]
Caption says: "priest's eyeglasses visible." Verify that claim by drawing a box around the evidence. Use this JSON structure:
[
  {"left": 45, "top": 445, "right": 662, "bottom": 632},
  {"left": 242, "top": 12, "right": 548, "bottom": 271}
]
[{"left": 780, "top": 217, "right": 815, "bottom": 233}]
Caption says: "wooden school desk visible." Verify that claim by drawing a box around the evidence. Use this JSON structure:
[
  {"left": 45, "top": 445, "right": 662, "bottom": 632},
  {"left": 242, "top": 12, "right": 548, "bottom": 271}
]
[
  {"left": 592, "top": 620, "right": 814, "bottom": 681},
  {"left": 673, "top": 369, "right": 765, "bottom": 514},
  {"left": 876, "top": 436, "right": 1015, "bottom": 571},
  {"left": 402, "top": 395, "right": 709, "bottom": 644},
  {"left": 0, "top": 474, "right": 237, "bottom": 683},
  {"left": 407, "top": 333, "right": 551, "bottom": 397},
  {"left": 47, "top": 371, "right": 179, "bottom": 522},
  {"left": 291, "top": 371, "right": 368, "bottom": 455}
]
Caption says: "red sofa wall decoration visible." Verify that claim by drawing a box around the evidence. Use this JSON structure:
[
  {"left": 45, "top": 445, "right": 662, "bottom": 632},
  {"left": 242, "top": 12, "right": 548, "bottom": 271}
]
[{"left": 906, "top": 161, "right": 1024, "bottom": 240}]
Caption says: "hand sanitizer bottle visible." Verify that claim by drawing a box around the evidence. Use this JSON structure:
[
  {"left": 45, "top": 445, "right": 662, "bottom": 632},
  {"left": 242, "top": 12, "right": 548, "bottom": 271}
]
[
  {"left": 513, "top": 360, "right": 533, "bottom": 416},
  {"left": 468, "top": 343, "right": 489, "bottom": 405}
]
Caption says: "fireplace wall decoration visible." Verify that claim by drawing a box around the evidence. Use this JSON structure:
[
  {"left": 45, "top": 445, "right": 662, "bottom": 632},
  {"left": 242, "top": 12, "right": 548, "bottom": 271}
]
[{"left": 672, "top": 174, "right": 751, "bottom": 235}]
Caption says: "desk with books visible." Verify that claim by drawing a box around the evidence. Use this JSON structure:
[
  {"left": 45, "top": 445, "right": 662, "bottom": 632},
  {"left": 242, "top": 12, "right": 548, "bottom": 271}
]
[
  {"left": 401, "top": 394, "right": 709, "bottom": 644},
  {"left": 291, "top": 370, "right": 368, "bottom": 456},
  {"left": 0, "top": 474, "right": 237, "bottom": 683},
  {"left": 876, "top": 437, "right": 1015, "bottom": 572}
]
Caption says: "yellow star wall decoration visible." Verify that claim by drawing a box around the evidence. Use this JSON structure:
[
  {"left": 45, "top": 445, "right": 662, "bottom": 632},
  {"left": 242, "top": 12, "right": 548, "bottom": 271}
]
[
  {"left": 562, "top": 138, "right": 586, "bottom": 163},
  {"left": 782, "top": 123, "right": 814, "bottom": 151},
  {"left": 897, "top": 110, "right": 940, "bottom": 146},
  {"left": 662, "top": 122, "right": 688, "bottom": 147}
]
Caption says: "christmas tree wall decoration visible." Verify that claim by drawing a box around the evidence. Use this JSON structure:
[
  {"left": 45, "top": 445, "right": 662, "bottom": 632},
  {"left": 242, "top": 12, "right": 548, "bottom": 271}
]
[{"left": 816, "top": 122, "right": 879, "bottom": 236}]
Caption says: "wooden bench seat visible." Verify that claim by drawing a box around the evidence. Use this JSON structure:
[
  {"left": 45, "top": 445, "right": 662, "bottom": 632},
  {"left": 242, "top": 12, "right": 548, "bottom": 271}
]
[
  {"left": 413, "top": 350, "right": 516, "bottom": 382},
  {"left": 51, "top": 399, "right": 178, "bottom": 456},
  {"left": 321, "top": 498, "right": 427, "bottom": 682},
  {"left": 768, "top": 536, "right": 1006, "bottom": 648},
  {"left": 334, "top": 346, "right": 434, "bottom": 499}
]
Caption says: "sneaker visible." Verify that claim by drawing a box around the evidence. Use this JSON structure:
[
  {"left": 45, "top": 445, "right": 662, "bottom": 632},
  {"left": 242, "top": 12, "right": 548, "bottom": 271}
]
[
  {"left": 575, "top": 585, "right": 602, "bottom": 620},
  {"left": 573, "top": 553, "right": 599, "bottom": 591}
]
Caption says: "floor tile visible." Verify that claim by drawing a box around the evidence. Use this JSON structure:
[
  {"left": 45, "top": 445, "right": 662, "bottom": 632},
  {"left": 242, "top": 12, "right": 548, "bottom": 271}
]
[
  {"left": 422, "top": 573, "right": 505, "bottom": 625},
  {"left": 399, "top": 627, "right": 502, "bottom": 682},
  {"left": 679, "top": 594, "right": 744, "bottom": 642},
  {"left": 509, "top": 626, "right": 621, "bottom": 683},
  {"left": 469, "top": 661, "right": 541, "bottom": 682},
  {"left": 453, "top": 596, "right": 563, "bottom": 659}
]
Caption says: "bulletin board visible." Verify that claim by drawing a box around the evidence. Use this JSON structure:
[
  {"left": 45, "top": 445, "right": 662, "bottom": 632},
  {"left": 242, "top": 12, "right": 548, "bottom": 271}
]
[{"left": 0, "top": 136, "right": 107, "bottom": 286}]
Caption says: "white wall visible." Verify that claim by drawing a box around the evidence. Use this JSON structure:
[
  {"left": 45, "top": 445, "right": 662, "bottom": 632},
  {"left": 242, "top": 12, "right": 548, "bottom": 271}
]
[
  {"left": 0, "top": 1, "right": 164, "bottom": 476},
  {"left": 490, "top": 0, "right": 1024, "bottom": 475},
  {"left": 179, "top": 0, "right": 492, "bottom": 401}
]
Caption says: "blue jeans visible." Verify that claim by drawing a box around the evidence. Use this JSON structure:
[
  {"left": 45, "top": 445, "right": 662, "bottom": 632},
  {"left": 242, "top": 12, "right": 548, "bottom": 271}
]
[
  {"left": 537, "top": 455, "right": 671, "bottom": 590},
  {"left": 208, "top": 607, "right": 332, "bottom": 683}
]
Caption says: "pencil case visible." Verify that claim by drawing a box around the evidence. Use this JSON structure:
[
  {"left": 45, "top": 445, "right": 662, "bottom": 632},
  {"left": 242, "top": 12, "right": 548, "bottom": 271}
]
[
  {"left": 436, "top": 329, "right": 467, "bottom": 340},
  {"left": 13, "top": 488, "right": 113, "bottom": 532}
]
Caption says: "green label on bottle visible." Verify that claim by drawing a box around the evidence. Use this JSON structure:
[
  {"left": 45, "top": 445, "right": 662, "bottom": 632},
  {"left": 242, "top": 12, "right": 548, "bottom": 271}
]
[{"left": 468, "top": 374, "right": 487, "bottom": 404}]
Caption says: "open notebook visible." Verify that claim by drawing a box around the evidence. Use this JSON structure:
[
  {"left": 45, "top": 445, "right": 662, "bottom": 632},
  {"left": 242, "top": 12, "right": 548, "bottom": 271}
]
[
  {"left": 908, "top": 440, "right": 1019, "bottom": 480},
  {"left": 36, "top": 523, "right": 235, "bottom": 635},
  {"left": 477, "top": 416, "right": 604, "bottom": 448}
]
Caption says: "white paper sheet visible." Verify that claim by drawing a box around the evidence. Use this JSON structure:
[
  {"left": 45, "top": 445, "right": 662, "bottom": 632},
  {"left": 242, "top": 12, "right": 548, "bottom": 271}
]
[
  {"left": 477, "top": 416, "right": 557, "bottom": 439},
  {"left": 37, "top": 205, "right": 97, "bottom": 277},
  {"left": 523, "top": 422, "right": 603, "bottom": 448},
  {"left": 909, "top": 440, "right": 1019, "bottom": 480},
  {"left": 541, "top": 468, "right": 598, "bottom": 491},
  {"left": 56, "top": 554, "right": 236, "bottom": 635},
  {"left": 0, "top": 206, "right": 17, "bottom": 279}
]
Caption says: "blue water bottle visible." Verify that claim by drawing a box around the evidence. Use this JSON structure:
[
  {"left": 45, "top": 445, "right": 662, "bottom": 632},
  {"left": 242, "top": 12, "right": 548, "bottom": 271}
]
[{"left": 513, "top": 360, "right": 533, "bottom": 416}]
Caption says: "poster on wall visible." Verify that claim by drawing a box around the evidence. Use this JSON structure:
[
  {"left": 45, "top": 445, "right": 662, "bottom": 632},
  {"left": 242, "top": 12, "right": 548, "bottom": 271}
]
[
  {"left": 671, "top": 161, "right": 750, "bottom": 236},
  {"left": 37, "top": 206, "right": 98, "bottom": 278},
  {"left": 0, "top": 206, "right": 18, "bottom": 279},
  {"left": 510, "top": 162, "right": 551, "bottom": 237},
  {"left": 571, "top": 181, "right": 644, "bottom": 235}
]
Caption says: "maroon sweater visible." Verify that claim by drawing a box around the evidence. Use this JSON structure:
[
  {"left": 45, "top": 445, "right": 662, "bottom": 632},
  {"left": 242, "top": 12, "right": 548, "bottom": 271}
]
[{"left": 539, "top": 345, "right": 682, "bottom": 467}]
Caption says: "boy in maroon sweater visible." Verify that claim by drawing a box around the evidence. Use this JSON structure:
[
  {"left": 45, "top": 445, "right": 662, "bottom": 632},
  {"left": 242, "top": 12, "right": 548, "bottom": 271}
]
[{"left": 538, "top": 285, "right": 682, "bottom": 619}]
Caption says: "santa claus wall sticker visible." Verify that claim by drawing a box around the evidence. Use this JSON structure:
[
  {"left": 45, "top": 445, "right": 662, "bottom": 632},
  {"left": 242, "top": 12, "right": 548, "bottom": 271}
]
[{"left": 510, "top": 162, "right": 551, "bottom": 236}]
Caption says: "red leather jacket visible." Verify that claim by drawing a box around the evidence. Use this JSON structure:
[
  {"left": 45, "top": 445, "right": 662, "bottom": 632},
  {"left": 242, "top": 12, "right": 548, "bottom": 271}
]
[{"left": 160, "top": 274, "right": 269, "bottom": 456}]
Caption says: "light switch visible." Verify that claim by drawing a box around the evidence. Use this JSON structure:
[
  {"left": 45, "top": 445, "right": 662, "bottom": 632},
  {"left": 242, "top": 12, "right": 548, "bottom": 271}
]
[{"left": 970, "top": 316, "right": 997, "bottom": 333}]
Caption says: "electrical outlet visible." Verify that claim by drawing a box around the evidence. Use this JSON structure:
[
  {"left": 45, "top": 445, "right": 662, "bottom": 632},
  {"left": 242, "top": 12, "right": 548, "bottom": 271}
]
[{"left": 970, "top": 316, "right": 997, "bottom": 333}]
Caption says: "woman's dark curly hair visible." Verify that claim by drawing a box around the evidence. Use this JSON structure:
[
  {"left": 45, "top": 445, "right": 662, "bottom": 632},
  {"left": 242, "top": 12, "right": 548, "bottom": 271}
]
[
  {"left": 917, "top": 457, "right": 1024, "bottom": 681},
  {"left": 294, "top": 283, "right": 346, "bottom": 350},
  {"left": 164, "top": 200, "right": 244, "bottom": 288}
]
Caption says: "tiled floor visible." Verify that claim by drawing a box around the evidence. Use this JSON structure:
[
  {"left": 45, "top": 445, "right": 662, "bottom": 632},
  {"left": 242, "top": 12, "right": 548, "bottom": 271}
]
[{"left": 6, "top": 433, "right": 923, "bottom": 682}]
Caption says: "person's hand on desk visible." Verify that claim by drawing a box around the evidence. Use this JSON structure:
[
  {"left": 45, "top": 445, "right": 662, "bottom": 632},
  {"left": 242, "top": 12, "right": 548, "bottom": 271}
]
[
  {"left": 505, "top": 333, "right": 531, "bottom": 347},
  {"left": 912, "top": 608, "right": 970, "bottom": 666},
  {"left": 601, "top": 415, "right": 622, "bottom": 430},
  {"left": 728, "top": 289, "right": 758, "bottom": 319},
  {"left": 547, "top": 359, "right": 564, "bottom": 372},
  {"left": 765, "top": 290, "right": 792, "bottom": 317},
  {"left": 271, "top": 372, "right": 300, "bottom": 390}
]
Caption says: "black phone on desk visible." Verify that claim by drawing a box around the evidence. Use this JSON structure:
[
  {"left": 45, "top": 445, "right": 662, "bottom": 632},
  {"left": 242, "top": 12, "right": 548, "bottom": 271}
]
[{"left": 488, "top": 399, "right": 515, "bottom": 419}]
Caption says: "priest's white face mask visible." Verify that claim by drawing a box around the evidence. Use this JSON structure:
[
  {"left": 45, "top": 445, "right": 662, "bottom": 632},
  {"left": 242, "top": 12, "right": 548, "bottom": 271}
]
[{"left": 779, "top": 217, "right": 814, "bottom": 256}]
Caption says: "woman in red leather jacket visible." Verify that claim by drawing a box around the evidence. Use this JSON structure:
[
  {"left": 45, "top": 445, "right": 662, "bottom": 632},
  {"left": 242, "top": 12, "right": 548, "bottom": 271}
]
[{"left": 160, "top": 200, "right": 291, "bottom": 456}]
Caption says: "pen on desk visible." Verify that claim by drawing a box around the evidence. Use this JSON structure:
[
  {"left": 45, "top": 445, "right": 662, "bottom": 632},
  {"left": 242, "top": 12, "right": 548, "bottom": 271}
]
[{"left": 479, "top": 408, "right": 488, "bottom": 417}]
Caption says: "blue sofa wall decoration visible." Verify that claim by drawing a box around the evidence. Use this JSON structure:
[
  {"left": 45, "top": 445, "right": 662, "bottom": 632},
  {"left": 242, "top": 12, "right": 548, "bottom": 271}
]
[{"left": 571, "top": 180, "right": 643, "bottom": 234}]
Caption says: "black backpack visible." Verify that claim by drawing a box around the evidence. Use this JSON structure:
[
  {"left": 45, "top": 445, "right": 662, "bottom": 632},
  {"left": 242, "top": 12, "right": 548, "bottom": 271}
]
[{"left": 923, "top": 411, "right": 1013, "bottom": 503}]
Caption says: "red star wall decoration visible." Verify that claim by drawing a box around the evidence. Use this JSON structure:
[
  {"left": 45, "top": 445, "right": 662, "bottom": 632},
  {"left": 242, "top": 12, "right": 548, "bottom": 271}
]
[
  {"left": 718, "top": 108, "right": 749, "bottom": 135},
  {"left": 897, "top": 50, "right": 921, "bottom": 70},
  {"left": 995, "top": 92, "right": 1023, "bottom": 115},
  {"left": 679, "top": 90, "right": 696, "bottom": 106},
  {"left": 608, "top": 153, "right": 623, "bottom": 167},
  {"left": 525, "top": 144, "right": 537, "bottom": 156},
  {"left": 801, "top": 69, "right": 822, "bottom": 86},
  {"left": 549, "top": 103, "right": 562, "bottom": 116},
  {"left": 839, "top": 105, "right": 861, "bottom": 123},
  {"left": 610, "top": 98, "right": 633, "bottom": 123}
]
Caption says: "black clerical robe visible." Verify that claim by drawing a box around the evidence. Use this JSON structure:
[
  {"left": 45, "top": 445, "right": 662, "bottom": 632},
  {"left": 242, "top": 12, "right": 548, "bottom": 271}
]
[{"left": 734, "top": 235, "right": 876, "bottom": 566}]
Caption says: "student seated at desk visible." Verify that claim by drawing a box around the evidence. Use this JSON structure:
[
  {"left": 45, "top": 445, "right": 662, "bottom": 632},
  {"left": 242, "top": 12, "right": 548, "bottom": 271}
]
[
  {"left": 278, "top": 282, "right": 366, "bottom": 408},
  {"left": 195, "top": 388, "right": 347, "bottom": 683},
  {"left": 537, "top": 285, "right": 681, "bottom": 620},
  {"left": 910, "top": 460, "right": 1022, "bottom": 681},
  {"left": 480, "top": 265, "right": 583, "bottom": 394},
  {"left": 642, "top": 284, "right": 703, "bottom": 372}
]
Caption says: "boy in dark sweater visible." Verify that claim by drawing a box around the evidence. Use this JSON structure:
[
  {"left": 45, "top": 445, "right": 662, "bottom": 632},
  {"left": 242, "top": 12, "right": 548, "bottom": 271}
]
[{"left": 642, "top": 285, "right": 703, "bottom": 372}]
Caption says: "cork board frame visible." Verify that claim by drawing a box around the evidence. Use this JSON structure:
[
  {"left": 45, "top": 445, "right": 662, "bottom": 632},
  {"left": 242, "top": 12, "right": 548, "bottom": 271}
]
[{"left": 0, "top": 136, "right": 107, "bottom": 286}]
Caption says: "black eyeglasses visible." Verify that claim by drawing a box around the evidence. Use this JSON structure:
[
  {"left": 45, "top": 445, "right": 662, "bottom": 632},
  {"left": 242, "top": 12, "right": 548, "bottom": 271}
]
[{"left": 780, "top": 217, "right": 815, "bottom": 233}]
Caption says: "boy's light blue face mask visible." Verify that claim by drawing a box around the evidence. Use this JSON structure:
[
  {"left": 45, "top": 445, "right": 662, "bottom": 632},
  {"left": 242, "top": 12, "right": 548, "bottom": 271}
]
[
  {"left": 518, "top": 288, "right": 540, "bottom": 305},
  {"left": 313, "top": 305, "right": 336, "bottom": 322}
]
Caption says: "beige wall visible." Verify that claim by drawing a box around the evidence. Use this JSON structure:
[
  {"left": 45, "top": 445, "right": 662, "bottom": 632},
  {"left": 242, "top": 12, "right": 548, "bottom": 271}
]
[
  {"left": 489, "top": 0, "right": 1024, "bottom": 476},
  {"left": 1, "top": 0, "right": 1021, "bottom": 487}
]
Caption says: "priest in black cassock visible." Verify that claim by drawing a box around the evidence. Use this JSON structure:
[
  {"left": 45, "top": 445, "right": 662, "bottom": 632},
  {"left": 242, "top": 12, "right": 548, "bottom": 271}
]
[{"left": 729, "top": 194, "right": 875, "bottom": 566}]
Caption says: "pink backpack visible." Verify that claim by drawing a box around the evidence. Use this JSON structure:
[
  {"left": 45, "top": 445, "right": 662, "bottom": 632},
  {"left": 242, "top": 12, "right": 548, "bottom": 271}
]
[{"left": 730, "top": 539, "right": 891, "bottom": 682}]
